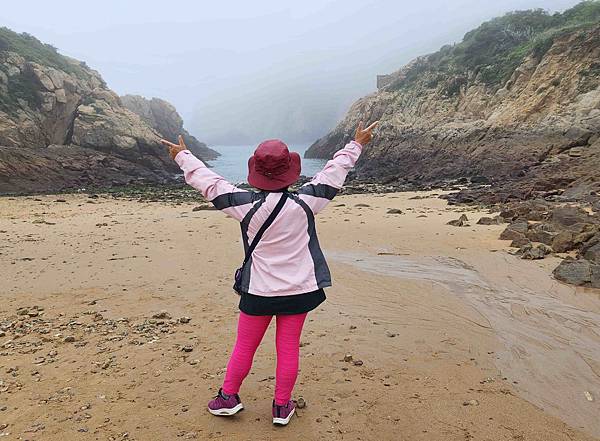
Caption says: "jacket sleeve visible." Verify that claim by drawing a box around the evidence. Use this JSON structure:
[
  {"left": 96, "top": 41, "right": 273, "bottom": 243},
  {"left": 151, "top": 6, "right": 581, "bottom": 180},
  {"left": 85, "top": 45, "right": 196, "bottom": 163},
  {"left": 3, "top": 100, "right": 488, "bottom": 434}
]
[
  {"left": 297, "top": 141, "right": 362, "bottom": 215},
  {"left": 175, "top": 150, "right": 257, "bottom": 222}
]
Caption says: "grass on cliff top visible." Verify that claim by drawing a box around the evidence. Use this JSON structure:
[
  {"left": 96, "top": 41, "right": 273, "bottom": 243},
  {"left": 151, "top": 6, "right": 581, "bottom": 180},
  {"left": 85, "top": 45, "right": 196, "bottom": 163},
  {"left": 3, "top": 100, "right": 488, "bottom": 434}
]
[
  {"left": 388, "top": 0, "right": 600, "bottom": 92},
  {"left": 0, "top": 27, "right": 91, "bottom": 80}
]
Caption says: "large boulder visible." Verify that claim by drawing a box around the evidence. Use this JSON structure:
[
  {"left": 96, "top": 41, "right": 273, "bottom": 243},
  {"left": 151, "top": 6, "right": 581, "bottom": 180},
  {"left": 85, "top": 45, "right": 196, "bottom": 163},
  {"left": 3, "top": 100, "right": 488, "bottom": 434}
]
[
  {"left": 551, "top": 206, "right": 594, "bottom": 228},
  {"left": 592, "top": 265, "right": 600, "bottom": 288},
  {"left": 552, "top": 231, "right": 575, "bottom": 253},
  {"left": 553, "top": 259, "right": 592, "bottom": 286},
  {"left": 526, "top": 223, "right": 557, "bottom": 246},
  {"left": 499, "top": 220, "right": 529, "bottom": 241},
  {"left": 583, "top": 241, "right": 600, "bottom": 263}
]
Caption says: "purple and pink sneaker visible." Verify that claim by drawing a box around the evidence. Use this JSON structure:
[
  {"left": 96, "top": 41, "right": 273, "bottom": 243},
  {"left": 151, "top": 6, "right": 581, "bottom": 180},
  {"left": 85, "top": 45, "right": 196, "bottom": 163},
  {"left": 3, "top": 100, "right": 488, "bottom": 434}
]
[
  {"left": 272, "top": 400, "right": 296, "bottom": 426},
  {"left": 208, "top": 388, "right": 244, "bottom": 416}
]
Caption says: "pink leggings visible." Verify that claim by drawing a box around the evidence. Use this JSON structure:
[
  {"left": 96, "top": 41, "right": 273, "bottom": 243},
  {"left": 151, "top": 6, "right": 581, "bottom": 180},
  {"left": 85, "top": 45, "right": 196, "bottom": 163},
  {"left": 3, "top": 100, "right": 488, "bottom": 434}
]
[{"left": 222, "top": 311, "right": 307, "bottom": 405}]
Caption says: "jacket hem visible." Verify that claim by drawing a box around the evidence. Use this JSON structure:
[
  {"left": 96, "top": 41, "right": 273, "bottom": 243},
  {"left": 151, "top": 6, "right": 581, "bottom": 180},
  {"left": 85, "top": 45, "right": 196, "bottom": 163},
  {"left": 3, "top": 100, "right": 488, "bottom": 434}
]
[{"left": 248, "top": 282, "right": 331, "bottom": 297}]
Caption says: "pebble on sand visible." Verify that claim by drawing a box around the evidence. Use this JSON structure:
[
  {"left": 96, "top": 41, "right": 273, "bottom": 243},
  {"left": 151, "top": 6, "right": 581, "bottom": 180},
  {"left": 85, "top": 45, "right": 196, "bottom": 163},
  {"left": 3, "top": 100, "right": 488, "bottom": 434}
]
[{"left": 463, "top": 399, "right": 479, "bottom": 406}]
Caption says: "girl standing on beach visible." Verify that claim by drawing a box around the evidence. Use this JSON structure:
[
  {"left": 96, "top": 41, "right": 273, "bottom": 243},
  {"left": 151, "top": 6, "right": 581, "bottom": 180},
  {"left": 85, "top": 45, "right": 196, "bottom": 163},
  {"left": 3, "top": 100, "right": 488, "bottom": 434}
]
[{"left": 161, "top": 121, "right": 378, "bottom": 426}]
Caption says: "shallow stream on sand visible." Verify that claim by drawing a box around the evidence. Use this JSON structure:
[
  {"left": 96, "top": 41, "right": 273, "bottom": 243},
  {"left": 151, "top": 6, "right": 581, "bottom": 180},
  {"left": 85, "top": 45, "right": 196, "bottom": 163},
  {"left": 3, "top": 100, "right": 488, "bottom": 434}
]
[{"left": 329, "top": 250, "right": 600, "bottom": 437}]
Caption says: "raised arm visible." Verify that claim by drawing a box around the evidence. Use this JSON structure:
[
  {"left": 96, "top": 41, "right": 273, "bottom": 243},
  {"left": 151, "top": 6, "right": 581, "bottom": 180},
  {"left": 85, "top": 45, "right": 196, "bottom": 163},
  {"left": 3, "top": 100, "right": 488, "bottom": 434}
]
[
  {"left": 162, "top": 136, "right": 258, "bottom": 222},
  {"left": 297, "top": 121, "right": 378, "bottom": 215}
]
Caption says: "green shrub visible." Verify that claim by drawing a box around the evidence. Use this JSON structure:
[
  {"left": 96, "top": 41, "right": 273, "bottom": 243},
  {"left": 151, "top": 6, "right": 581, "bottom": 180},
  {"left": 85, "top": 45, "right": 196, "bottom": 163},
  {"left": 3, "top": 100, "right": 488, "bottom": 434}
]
[
  {"left": 386, "top": 1, "right": 600, "bottom": 93},
  {"left": 0, "top": 27, "right": 89, "bottom": 80},
  {"left": 561, "top": 0, "right": 600, "bottom": 25}
]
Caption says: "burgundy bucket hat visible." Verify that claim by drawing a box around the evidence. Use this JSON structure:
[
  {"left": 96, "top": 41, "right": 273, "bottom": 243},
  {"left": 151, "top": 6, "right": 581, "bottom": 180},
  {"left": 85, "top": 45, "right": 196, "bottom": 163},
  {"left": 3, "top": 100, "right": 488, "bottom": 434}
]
[{"left": 247, "top": 139, "right": 301, "bottom": 191}]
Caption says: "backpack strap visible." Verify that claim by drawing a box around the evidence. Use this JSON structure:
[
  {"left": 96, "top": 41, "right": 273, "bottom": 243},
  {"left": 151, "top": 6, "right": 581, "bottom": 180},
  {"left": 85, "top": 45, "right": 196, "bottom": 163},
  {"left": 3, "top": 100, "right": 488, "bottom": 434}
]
[{"left": 241, "top": 192, "right": 288, "bottom": 268}]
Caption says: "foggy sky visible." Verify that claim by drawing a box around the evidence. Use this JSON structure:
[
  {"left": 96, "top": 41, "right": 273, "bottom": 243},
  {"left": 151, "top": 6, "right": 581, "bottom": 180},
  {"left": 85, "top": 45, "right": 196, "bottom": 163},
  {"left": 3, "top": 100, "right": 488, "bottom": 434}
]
[{"left": 2, "top": 0, "right": 581, "bottom": 145}]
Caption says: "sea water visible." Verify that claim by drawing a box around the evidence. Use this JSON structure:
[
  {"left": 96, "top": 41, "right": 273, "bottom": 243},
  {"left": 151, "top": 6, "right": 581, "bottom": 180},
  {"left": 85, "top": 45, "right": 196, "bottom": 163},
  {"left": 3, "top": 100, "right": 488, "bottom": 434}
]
[{"left": 208, "top": 143, "right": 327, "bottom": 184}]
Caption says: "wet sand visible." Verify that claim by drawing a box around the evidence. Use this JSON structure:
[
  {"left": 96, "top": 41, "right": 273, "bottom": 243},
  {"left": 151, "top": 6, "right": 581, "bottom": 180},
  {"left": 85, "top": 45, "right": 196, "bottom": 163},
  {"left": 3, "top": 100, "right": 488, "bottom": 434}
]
[{"left": 1, "top": 191, "right": 599, "bottom": 440}]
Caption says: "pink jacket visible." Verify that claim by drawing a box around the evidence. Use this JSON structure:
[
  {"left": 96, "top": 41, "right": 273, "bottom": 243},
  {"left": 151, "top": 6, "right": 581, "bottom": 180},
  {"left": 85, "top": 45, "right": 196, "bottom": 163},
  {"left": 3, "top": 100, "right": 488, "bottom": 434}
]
[{"left": 175, "top": 141, "right": 362, "bottom": 297}]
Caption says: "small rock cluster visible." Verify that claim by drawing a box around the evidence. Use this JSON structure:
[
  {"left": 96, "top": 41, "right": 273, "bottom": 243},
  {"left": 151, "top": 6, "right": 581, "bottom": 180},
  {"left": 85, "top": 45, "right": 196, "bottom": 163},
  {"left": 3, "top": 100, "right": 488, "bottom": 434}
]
[
  {"left": 0, "top": 305, "right": 195, "bottom": 438},
  {"left": 0, "top": 306, "right": 193, "bottom": 360},
  {"left": 497, "top": 201, "right": 600, "bottom": 287}
]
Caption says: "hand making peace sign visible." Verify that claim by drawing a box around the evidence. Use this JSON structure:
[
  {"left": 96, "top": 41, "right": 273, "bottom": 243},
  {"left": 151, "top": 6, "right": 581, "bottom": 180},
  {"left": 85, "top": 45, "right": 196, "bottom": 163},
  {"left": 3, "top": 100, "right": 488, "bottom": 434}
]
[
  {"left": 160, "top": 135, "right": 188, "bottom": 160},
  {"left": 354, "top": 120, "right": 379, "bottom": 146}
]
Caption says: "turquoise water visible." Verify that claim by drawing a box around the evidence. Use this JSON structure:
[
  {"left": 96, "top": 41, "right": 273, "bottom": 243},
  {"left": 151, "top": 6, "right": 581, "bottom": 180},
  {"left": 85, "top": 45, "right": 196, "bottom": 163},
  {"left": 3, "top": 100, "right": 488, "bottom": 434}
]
[{"left": 208, "top": 143, "right": 327, "bottom": 184}]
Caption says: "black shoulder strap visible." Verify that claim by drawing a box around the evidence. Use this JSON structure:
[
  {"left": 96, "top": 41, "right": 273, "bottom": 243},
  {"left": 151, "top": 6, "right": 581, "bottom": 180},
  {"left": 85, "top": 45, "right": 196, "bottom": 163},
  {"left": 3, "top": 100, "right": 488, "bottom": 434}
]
[{"left": 242, "top": 192, "right": 287, "bottom": 267}]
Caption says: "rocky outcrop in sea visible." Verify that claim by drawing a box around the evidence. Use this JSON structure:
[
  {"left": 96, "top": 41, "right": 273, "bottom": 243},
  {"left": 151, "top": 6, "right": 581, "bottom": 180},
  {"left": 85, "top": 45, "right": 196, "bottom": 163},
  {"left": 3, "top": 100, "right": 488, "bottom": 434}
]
[{"left": 120, "top": 95, "right": 218, "bottom": 161}]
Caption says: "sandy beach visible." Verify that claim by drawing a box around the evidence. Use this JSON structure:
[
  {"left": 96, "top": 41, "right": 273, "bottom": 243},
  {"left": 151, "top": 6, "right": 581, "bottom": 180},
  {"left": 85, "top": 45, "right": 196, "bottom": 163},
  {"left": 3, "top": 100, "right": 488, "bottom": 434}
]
[{"left": 1, "top": 191, "right": 599, "bottom": 441}]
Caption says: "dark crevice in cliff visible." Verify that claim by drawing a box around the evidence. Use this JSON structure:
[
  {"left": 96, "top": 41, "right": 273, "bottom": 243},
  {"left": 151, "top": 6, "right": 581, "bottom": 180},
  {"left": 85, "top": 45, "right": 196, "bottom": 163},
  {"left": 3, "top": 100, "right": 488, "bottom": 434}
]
[{"left": 64, "top": 96, "right": 84, "bottom": 145}]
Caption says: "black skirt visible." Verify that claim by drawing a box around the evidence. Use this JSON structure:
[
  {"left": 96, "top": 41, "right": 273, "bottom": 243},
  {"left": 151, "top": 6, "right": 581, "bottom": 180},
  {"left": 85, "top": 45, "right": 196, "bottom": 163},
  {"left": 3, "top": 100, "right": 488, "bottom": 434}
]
[{"left": 239, "top": 289, "right": 326, "bottom": 316}]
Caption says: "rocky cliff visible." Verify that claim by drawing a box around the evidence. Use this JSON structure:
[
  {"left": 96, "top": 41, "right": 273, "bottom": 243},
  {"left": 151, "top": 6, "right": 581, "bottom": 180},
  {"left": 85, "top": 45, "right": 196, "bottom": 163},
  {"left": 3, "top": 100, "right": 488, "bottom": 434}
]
[
  {"left": 0, "top": 27, "right": 213, "bottom": 194},
  {"left": 121, "top": 95, "right": 218, "bottom": 160},
  {"left": 307, "top": 3, "right": 600, "bottom": 204}
]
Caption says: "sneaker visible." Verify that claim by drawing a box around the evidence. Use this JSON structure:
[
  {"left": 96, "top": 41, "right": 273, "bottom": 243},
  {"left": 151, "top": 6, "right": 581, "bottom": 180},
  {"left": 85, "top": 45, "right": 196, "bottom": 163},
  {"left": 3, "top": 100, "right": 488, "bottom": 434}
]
[
  {"left": 272, "top": 400, "right": 296, "bottom": 425},
  {"left": 208, "top": 388, "right": 244, "bottom": 416}
]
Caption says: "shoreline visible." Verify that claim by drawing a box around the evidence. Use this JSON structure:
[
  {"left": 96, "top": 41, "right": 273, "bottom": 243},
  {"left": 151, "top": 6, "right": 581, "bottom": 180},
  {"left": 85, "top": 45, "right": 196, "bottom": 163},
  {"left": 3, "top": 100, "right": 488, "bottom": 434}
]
[
  {"left": 1, "top": 191, "right": 599, "bottom": 440},
  {"left": 2, "top": 174, "right": 597, "bottom": 206}
]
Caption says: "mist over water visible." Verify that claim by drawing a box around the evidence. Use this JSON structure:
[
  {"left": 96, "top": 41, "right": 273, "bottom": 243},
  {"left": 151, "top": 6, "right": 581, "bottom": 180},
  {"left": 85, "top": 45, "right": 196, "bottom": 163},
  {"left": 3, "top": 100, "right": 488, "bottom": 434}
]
[
  {"left": 209, "top": 144, "right": 327, "bottom": 183},
  {"left": 1, "top": 0, "right": 581, "bottom": 146}
]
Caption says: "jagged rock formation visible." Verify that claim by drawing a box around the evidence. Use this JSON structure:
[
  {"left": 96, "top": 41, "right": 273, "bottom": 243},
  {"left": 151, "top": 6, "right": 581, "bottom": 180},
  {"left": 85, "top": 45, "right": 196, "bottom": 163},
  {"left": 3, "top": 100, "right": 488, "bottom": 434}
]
[
  {"left": 307, "top": 3, "right": 600, "bottom": 204},
  {"left": 0, "top": 27, "right": 213, "bottom": 194},
  {"left": 121, "top": 95, "right": 218, "bottom": 160}
]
